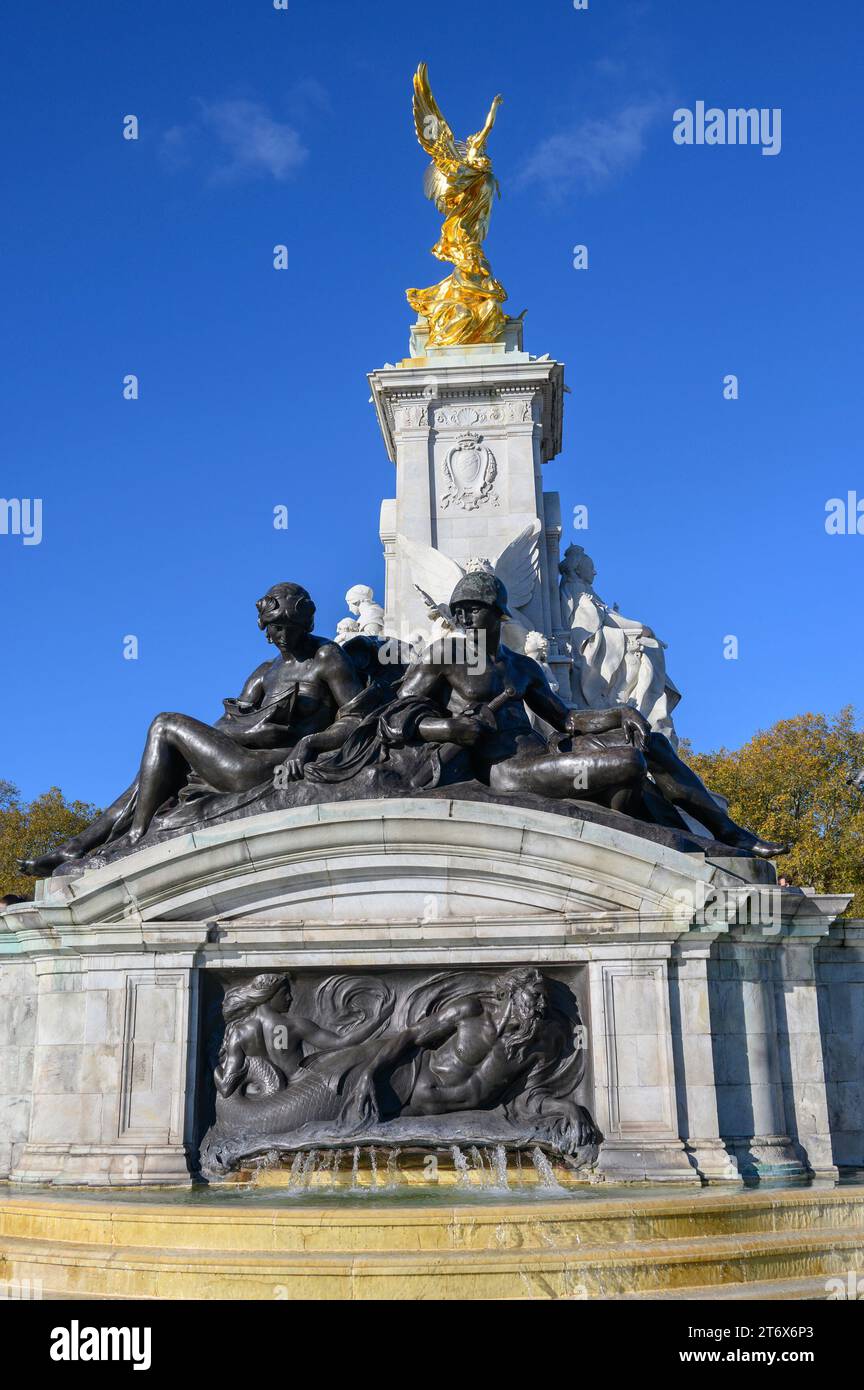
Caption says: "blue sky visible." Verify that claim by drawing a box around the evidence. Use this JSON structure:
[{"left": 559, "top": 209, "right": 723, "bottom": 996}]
[{"left": 1, "top": 0, "right": 861, "bottom": 805}]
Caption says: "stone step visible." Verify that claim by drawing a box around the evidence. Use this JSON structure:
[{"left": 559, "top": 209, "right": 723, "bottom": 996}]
[
  {"left": 617, "top": 1275, "right": 843, "bottom": 1300},
  {"left": 2, "top": 1224, "right": 863, "bottom": 1300},
  {"left": 2, "top": 1186, "right": 863, "bottom": 1255},
  {"left": 38, "top": 1288, "right": 158, "bottom": 1301}
]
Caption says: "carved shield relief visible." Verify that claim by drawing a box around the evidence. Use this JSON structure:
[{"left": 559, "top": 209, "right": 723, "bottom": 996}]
[{"left": 440, "top": 431, "right": 498, "bottom": 510}]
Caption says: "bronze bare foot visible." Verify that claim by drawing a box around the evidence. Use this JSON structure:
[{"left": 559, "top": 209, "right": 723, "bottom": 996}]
[
  {"left": 746, "top": 837, "right": 791, "bottom": 860},
  {"left": 722, "top": 830, "right": 790, "bottom": 860},
  {"left": 17, "top": 851, "right": 68, "bottom": 878}
]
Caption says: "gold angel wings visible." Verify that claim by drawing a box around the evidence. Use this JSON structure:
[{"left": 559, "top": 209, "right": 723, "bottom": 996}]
[{"left": 406, "top": 63, "right": 509, "bottom": 347}]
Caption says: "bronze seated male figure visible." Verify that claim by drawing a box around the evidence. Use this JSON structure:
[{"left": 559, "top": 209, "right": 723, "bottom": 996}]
[
  {"left": 20, "top": 576, "right": 786, "bottom": 877},
  {"left": 308, "top": 571, "right": 787, "bottom": 859}
]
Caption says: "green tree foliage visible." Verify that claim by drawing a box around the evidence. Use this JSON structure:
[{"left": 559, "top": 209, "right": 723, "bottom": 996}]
[
  {"left": 0, "top": 782, "right": 100, "bottom": 900},
  {"left": 680, "top": 707, "right": 864, "bottom": 915}
]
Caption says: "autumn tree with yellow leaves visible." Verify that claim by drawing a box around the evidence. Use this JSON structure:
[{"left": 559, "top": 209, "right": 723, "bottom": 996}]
[
  {"left": 681, "top": 707, "right": 864, "bottom": 915},
  {"left": 0, "top": 781, "right": 99, "bottom": 900}
]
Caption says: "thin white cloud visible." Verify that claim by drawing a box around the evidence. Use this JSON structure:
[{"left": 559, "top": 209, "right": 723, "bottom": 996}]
[
  {"left": 163, "top": 99, "right": 308, "bottom": 184},
  {"left": 516, "top": 100, "right": 662, "bottom": 196},
  {"left": 289, "top": 78, "right": 332, "bottom": 117}
]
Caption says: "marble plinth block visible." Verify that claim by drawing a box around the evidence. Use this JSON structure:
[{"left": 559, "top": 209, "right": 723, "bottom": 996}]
[
  {"left": 370, "top": 320, "right": 573, "bottom": 691},
  {"left": 0, "top": 800, "right": 857, "bottom": 1186}
]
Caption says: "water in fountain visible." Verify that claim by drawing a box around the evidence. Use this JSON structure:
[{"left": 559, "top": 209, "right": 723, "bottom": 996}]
[
  {"left": 467, "top": 1145, "right": 486, "bottom": 1183},
  {"left": 253, "top": 1137, "right": 575, "bottom": 1202},
  {"left": 492, "top": 1144, "right": 509, "bottom": 1189},
  {"left": 531, "top": 1146, "right": 562, "bottom": 1189},
  {"left": 384, "top": 1147, "right": 401, "bottom": 1192},
  {"left": 514, "top": 1149, "right": 526, "bottom": 1188},
  {"left": 450, "top": 1145, "right": 471, "bottom": 1185}
]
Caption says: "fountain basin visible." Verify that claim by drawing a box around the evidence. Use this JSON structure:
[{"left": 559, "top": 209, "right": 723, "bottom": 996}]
[{"left": 1, "top": 1182, "right": 863, "bottom": 1300}]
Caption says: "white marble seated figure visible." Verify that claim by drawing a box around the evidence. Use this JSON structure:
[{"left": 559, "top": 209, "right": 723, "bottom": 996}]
[
  {"left": 344, "top": 584, "right": 386, "bottom": 638},
  {"left": 559, "top": 545, "right": 681, "bottom": 744}
]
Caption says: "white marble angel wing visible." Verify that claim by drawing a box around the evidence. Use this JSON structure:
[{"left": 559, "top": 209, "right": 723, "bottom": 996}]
[
  {"left": 493, "top": 520, "right": 541, "bottom": 611},
  {"left": 396, "top": 534, "right": 465, "bottom": 606}
]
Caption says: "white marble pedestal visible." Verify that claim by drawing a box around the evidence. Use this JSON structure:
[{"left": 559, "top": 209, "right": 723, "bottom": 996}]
[
  {"left": 370, "top": 319, "right": 573, "bottom": 690},
  {"left": 0, "top": 800, "right": 856, "bottom": 1187}
]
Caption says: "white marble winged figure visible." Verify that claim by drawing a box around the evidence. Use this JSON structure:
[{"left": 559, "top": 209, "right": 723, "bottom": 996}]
[{"left": 397, "top": 521, "right": 541, "bottom": 651}]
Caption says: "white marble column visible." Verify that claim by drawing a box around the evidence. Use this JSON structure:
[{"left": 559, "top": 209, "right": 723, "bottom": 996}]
[
  {"left": 713, "top": 940, "right": 808, "bottom": 1179},
  {"left": 0, "top": 959, "right": 37, "bottom": 1178},
  {"left": 816, "top": 919, "right": 864, "bottom": 1173},
  {"left": 775, "top": 937, "right": 838, "bottom": 1179},
  {"left": 669, "top": 943, "right": 741, "bottom": 1181},
  {"left": 587, "top": 950, "right": 697, "bottom": 1183}
]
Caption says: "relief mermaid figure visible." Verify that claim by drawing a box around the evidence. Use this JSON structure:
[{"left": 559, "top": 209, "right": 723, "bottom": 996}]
[
  {"left": 20, "top": 583, "right": 365, "bottom": 877},
  {"left": 214, "top": 974, "right": 395, "bottom": 1099}
]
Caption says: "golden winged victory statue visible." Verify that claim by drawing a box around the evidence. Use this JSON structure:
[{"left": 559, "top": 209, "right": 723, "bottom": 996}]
[{"left": 406, "top": 63, "right": 509, "bottom": 347}]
